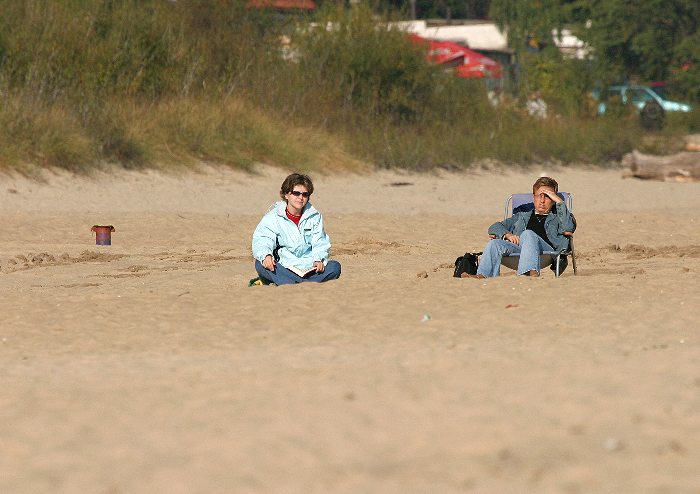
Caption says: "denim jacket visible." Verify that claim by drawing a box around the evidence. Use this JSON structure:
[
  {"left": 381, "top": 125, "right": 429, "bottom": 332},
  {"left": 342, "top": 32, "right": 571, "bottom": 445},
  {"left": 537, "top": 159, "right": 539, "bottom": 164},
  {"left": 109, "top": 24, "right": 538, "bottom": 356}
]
[
  {"left": 487, "top": 202, "right": 576, "bottom": 252},
  {"left": 252, "top": 201, "right": 331, "bottom": 270}
]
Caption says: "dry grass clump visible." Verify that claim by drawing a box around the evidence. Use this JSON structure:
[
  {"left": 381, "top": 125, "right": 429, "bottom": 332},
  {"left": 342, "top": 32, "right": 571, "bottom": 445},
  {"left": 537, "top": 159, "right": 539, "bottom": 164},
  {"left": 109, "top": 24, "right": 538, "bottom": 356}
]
[{"left": 0, "top": 0, "right": 656, "bottom": 173}]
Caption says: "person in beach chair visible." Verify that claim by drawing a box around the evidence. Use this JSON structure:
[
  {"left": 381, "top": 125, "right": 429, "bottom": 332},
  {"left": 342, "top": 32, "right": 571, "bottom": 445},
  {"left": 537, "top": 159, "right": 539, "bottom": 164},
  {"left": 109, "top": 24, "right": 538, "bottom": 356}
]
[
  {"left": 462, "top": 176, "right": 576, "bottom": 279},
  {"left": 251, "top": 173, "right": 341, "bottom": 286}
]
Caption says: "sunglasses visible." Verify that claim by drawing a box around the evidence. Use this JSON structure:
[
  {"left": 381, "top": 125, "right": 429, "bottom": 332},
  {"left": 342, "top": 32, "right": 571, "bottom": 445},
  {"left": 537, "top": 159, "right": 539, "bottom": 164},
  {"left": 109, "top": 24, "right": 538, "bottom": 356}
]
[{"left": 289, "top": 190, "right": 311, "bottom": 198}]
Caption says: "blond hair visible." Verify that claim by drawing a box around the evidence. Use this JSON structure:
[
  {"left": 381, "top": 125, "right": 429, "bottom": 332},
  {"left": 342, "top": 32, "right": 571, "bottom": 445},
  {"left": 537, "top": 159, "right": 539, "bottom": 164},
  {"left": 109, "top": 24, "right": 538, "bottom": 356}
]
[{"left": 532, "top": 176, "right": 558, "bottom": 193}]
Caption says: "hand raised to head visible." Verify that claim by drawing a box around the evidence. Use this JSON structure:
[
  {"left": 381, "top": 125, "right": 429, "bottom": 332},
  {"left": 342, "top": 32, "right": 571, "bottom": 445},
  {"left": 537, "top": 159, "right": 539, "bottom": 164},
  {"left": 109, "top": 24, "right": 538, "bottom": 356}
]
[{"left": 536, "top": 186, "right": 562, "bottom": 203}]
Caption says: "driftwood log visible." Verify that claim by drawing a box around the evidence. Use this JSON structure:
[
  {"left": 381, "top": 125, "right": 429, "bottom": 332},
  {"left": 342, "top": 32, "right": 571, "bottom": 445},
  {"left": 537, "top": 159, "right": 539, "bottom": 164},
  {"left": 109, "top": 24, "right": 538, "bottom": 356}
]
[{"left": 622, "top": 150, "right": 700, "bottom": 182}]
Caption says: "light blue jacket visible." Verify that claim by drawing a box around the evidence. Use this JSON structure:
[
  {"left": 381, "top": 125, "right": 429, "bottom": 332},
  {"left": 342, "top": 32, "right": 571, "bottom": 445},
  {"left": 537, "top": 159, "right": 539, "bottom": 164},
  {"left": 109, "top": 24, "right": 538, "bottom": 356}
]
[
  {"left": 252, "top": 201, "right": 331, "bottom": 270},
  {"left": 487, "top": 202, "right": 576, "bottom": 252}
]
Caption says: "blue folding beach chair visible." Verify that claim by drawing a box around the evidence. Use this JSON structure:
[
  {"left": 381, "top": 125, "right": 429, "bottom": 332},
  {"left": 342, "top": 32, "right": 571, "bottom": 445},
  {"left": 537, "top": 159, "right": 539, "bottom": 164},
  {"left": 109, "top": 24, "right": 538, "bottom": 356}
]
[{"left": 493, "top": 192, "right": 578, "bottom": 277}]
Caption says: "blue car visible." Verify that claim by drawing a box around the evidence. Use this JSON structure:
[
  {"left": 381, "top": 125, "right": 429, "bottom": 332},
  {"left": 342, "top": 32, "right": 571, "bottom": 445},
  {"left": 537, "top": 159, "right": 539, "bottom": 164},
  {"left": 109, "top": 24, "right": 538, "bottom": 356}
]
[{"left": 595, "top": 85, "right": 692, "bottom": 115}]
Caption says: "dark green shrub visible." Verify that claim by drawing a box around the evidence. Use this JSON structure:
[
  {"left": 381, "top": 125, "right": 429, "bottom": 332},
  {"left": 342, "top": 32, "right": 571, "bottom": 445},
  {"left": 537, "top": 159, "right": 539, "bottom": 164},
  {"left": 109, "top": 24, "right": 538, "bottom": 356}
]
[{"left": 295, "top": 4, "right": 443, "bottom": 121}]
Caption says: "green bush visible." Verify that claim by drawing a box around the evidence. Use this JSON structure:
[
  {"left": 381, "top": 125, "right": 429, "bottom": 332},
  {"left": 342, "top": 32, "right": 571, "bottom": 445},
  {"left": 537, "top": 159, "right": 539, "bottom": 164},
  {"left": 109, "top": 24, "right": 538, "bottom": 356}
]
[
  {"left": 295, "top": 3, "right": 442, "bottom": 121},
  {"left": 0, "top": 0, "right": 646, "bottom": 172}
]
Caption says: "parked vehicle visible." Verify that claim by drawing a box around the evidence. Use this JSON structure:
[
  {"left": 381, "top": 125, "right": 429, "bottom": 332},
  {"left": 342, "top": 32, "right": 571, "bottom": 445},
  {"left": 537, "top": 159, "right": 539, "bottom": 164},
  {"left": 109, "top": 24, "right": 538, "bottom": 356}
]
[
  {"left": 592, "top": 84, "right": 692, "bottom": 130},
  {"left": 594, "top": 85, "right": 692, "bottom": 115}
]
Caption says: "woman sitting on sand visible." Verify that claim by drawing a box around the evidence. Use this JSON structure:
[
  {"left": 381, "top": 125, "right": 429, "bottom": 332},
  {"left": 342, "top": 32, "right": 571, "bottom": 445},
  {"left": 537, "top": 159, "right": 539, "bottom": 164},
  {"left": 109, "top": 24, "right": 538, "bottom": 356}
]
[{"left": 252, "top": 173, "right": 341, "bottom": 285}]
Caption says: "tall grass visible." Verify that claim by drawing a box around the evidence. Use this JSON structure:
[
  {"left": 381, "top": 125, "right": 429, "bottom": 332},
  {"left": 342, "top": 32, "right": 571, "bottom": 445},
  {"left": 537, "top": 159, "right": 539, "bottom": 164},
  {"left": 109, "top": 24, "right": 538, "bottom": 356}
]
[{"left": 0, "top": 0, "right": 651, "bottom": 173}]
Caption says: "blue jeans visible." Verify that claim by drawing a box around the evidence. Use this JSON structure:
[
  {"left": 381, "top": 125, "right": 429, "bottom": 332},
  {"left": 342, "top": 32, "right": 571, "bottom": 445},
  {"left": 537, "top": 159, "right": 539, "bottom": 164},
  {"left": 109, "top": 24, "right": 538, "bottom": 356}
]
[
  {"left": 477, "top": 230, "right": 553, "bottom": 277},
  {"left": 255, "top": 260, "right": 341, "bottom": 286}
]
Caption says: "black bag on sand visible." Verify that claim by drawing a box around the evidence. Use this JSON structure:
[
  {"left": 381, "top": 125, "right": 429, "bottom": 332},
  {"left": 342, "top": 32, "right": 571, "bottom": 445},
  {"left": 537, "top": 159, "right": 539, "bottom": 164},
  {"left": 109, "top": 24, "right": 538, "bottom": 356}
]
[{"left": 453, "top": 252, "right": 479, "bottom": 277}]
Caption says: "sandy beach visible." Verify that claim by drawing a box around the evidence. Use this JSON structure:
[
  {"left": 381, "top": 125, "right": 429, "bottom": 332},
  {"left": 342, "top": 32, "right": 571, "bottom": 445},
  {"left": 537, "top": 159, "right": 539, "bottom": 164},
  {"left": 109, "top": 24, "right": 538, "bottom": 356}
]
[{"left": 1, "top": 164, "right": 699, "bottom": 493}]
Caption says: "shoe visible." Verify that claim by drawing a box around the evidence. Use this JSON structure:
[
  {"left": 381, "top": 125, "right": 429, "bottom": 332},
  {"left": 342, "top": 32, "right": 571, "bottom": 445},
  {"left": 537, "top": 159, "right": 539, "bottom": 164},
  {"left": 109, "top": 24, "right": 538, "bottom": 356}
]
[
  {"left": 461, "top": 273, "right": 486, "bottom": 279},
  {"left": 527, "top": 270, "right": 540, "bottom": 277},
  {"left": 248, "top": 276, "right": 273, "bottom": 286}
]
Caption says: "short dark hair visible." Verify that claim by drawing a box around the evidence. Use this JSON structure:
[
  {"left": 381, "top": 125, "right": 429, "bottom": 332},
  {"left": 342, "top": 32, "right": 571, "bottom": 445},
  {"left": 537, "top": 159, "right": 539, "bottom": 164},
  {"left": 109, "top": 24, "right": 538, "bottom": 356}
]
[
  {"left": 532, "top": 176, "right": 558, "bottom": 193},
  {"left": 280, "top": 173, "right": 314, "bottom": 200}
]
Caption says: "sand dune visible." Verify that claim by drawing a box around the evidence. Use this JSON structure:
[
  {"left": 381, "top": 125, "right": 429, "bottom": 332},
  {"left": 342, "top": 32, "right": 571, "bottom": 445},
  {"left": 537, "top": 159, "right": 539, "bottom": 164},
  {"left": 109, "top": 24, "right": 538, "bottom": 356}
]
[{"left": 1, "top": 165, "right": 699, "bottom": 493}]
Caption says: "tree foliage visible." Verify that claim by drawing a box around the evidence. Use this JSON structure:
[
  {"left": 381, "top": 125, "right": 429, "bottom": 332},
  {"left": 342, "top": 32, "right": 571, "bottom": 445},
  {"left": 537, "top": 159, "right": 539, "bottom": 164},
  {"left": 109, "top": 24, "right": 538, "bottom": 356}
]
[
  {"left": 364, "top": 0, "right": 491, "bottom": 20},
  {"left": 489, "top": 0, "right": 700, "bottom": 101},
  {"left": 489, "top": 0, "right": 568, "bottom": 56},
  {"left": 566, "top": 0, "right": 700, "bottom": 87},
  {"left": 672, "top": 33, "right": 700, "bottom": 101}
]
